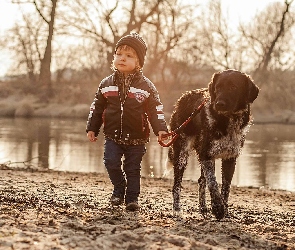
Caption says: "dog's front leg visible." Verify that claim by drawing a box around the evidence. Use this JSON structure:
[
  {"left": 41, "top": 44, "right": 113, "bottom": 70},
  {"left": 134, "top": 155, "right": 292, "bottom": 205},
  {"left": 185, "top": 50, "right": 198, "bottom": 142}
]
[
  {"left": 198, "top": 167, "right": 207, "bottom": 217},
  {"left": 172, "top": 165, "right": 185, "bottom": 214},
  {"left": 201, "top": 160, "right": 225, "bottom": 220},
  {"left": 171, "top": 140, "right": 189, "bottom": 215},
  {"left": 221, "top": 158, "right": 236, "bottom": 217}
]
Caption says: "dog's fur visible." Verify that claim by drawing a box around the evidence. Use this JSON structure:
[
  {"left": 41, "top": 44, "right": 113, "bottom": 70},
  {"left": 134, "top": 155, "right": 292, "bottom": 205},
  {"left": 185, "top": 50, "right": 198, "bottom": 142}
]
[{"left": 167, "top": 69, "right": 259, "bottom": 220}]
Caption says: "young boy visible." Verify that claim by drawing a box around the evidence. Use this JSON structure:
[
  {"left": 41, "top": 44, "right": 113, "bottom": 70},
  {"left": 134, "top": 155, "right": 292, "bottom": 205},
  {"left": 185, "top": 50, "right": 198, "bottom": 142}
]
[{"left": 86, "top": 33, "right": 168, "bottom": 211}]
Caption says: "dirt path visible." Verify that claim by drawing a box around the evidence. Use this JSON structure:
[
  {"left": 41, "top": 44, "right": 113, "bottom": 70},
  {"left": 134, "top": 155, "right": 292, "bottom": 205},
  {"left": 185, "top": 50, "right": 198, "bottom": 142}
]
[{"left": 0, "top": 169, "right": 294, "bottom": 250}]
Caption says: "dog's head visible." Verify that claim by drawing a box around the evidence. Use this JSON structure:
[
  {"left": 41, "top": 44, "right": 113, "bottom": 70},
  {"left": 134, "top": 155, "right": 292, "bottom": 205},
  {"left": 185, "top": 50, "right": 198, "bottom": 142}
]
[{"left": 208, "top": 69, "right": 259, "bottom": 114}]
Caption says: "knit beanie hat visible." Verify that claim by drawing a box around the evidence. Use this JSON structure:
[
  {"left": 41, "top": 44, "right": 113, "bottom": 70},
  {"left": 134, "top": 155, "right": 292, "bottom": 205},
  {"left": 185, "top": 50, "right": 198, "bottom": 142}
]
[{"left": 115, "top": 32, "right": 147, "bottom": 67}]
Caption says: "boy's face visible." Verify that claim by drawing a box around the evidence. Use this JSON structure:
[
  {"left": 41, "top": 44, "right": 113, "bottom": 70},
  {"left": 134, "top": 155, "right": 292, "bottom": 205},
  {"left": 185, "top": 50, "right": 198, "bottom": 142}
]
[{"left": 114, "top": 45, "right": 139, "bottom": 75}]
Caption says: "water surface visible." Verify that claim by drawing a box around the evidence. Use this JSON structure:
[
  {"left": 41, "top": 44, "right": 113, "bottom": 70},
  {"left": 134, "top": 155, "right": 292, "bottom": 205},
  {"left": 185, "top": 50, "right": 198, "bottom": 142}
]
[{"left": 0, "top": 118, "right": 294, "bottom": 191}]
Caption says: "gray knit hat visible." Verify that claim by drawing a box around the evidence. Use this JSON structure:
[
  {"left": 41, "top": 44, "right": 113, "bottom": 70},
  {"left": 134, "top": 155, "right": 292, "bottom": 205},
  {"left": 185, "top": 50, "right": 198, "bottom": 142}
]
[{"left": 115, "top": 33, "right": 147, "bottom": 67}]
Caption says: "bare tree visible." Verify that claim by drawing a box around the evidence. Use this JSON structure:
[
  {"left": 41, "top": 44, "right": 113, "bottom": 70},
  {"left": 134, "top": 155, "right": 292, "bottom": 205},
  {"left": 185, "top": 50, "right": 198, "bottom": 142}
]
[
  {"left": 1, "top": 0, "right": 294, "bottom": 116},
  {"left": 11, "top": 0, "right": 58, "bottom": 93},
  {"left": 141, "top": 0, "right": 197, "bottom": 82},
  {"left": 3, "top": 9, "right": 45, "bottom": 83},
  {"left": 186, "top": 0, "right": 240, "bottom": 71},
  {"left": 52, "top": 41, "right": 108, "bottom": 82},
  {"left": 239, "top": 0, "right": 295, "bottom": 82},
  {"left": 59, "top": 0, "right": 164, "bottom": 69},
  {"left": 36, "top": 0, "right": 57, "bottom": 91},
  {"left": 58, "top": 0, "right": 198, "bottom": 79}
]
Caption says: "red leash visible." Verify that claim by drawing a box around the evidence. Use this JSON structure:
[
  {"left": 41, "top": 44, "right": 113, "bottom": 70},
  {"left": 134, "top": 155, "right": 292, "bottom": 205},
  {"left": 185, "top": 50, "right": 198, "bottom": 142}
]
[{"left": 158, "top": 100, "right": 207, "bottom": 147}]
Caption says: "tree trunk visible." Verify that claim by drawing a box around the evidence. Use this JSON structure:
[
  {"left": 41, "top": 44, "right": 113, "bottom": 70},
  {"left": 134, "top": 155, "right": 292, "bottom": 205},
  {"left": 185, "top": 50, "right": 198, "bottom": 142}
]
[{"left": 38, "top": 0, "right": 57, "bottom": 97}]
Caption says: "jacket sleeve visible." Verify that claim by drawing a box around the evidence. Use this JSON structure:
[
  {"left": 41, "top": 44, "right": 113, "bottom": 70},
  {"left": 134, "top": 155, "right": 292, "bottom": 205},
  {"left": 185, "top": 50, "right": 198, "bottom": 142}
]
[
  {"left": 86, "top": 83, "right": 107, "bottom": 136},
  {"left": 145, "top": 80, "right": 168, "bottom": 135}
]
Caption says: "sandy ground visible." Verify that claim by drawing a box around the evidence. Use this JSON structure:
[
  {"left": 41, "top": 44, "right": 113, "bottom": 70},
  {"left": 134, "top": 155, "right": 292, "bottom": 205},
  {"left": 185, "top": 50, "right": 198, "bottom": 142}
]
[{"left": 0, "top": 168, "right": 294, "bottom": 250}]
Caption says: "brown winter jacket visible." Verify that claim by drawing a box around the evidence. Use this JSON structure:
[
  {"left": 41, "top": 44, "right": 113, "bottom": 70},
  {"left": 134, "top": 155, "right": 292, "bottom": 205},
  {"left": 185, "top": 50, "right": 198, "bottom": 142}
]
[{"left": 86, "top": 71, "right": 168, "bottom": 144}]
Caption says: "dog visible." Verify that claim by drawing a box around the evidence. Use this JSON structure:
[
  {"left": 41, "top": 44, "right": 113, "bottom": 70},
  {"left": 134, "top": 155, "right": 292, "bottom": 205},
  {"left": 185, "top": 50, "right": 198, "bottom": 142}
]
[{"left": 167, "top": 69, "right": 259, "bottom": 220}]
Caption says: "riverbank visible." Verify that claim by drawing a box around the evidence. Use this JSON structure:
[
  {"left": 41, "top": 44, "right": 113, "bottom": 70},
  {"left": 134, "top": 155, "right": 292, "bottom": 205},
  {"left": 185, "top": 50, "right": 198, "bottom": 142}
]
[
  {"left": 0, "top": 87, "right": 295, "bottom": 123},
  {"left": 1, "top": 100, "right": 295, "bottom": 124},
  {"left": 0, "top": 168, "right": 294, "bottom": 249}
]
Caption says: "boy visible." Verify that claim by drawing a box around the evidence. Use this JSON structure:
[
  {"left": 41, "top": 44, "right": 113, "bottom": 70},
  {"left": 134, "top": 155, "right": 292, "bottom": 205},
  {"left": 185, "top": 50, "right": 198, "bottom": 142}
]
[{"left": 86, "top": 33, "right": 168, "bottom": 211}]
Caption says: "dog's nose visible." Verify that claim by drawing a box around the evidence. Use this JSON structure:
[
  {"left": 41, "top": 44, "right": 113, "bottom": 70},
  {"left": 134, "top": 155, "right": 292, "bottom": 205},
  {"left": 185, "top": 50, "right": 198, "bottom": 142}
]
[{"left": 215, "top": 101, "right": 226, "bottom": 111}]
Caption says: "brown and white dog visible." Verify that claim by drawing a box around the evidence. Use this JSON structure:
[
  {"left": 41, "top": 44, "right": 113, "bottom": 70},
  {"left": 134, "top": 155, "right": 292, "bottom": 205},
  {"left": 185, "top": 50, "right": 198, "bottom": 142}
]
[{"left": 167, "top": 69, "right": 259, "bottom": 220}]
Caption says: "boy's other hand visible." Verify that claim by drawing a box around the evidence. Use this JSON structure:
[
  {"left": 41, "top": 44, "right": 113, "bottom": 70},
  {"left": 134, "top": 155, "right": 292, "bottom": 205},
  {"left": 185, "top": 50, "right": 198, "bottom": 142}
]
[{"left": 87, "top": 131, "right": 97, "bottom": 142}]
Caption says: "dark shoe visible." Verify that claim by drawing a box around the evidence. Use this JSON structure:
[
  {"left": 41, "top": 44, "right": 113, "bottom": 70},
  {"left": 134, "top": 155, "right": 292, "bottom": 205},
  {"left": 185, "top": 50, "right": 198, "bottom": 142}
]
[
  {"left": 110, "top": 195, "right": 124, "bottom": 206},
  {"left": 126, "top": 202, "right": 140, "bottom": 212}
]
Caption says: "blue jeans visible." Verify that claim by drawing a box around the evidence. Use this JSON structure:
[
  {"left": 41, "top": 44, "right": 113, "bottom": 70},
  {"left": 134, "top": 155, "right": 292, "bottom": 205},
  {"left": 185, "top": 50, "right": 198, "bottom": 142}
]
[{"left": 103, "top": 138, "right": 146, "bottom": 204}]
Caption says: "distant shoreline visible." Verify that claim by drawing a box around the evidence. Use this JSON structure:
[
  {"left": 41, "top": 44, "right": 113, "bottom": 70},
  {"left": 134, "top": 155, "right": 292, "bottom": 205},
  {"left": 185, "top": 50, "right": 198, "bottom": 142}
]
[{"left": 0, "top": 101, "right": 295, "bottom": 124}]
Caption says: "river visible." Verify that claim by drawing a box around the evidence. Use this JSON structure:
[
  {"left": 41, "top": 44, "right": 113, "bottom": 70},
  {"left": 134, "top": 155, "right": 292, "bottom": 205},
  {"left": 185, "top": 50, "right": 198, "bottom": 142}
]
[{"left": 0, "top": 117, "right": 294, "bottom": 191}]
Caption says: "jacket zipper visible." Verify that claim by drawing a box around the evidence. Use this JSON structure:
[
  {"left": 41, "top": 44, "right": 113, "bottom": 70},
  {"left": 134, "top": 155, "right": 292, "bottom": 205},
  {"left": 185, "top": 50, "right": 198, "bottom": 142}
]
[
  {"left": 118, "top": 74, "right": 136, "bottom": 140},
  {"left": 119, "top": 103, "right": 123, "bottom": 139},
  {"left": 119, "top": 77, "right": 128, "bottom": 139}
]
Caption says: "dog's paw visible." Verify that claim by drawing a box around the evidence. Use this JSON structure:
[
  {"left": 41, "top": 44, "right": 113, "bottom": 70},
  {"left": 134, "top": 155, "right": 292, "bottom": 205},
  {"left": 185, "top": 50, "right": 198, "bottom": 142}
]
[
  {"left": 211, "top": 203, "right": 226, "bottom": 220},
  {"left": 173, "top": 209, "right": 183, "bottom": 220},
  {"left": 199, "top": 206, "right": 209, "bottom": 218}
]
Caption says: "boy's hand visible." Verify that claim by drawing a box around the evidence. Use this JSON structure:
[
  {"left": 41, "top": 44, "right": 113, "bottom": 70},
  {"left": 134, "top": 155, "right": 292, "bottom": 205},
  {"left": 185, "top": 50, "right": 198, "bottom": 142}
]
[
  {"left": 87, "top": 131, "right": 97, "bottom": 142},
  {"left": 157, "top": 131, "right": 169, "bottom": 142}
]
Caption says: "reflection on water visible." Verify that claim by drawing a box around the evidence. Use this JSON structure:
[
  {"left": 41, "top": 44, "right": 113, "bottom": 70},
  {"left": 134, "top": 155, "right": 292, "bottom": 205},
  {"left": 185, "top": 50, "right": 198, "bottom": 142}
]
[{"left": 0, "top": 118, "right": 294, "bottom": 192}]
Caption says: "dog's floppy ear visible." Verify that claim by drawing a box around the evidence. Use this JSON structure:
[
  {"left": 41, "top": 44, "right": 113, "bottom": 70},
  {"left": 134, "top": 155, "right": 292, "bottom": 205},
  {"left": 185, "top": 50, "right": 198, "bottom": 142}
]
[
  {"left": 246, "top": 76, "right": 259, "bottom": 103},
  {"left": 208, "top": 72, "right": 220, "bottom": 101}
]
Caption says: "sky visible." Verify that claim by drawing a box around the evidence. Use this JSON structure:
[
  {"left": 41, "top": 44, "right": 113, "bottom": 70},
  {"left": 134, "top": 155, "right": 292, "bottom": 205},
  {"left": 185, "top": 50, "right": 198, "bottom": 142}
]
[{"left": 0, "top": 0, "right": 279, "bottom": 77}]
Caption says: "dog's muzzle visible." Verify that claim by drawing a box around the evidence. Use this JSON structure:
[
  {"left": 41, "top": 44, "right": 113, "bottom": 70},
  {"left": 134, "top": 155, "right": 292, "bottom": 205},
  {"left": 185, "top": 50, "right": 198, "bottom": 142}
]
[{"left": 214, "top": 100, "right": 228, "bottom": 112}]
